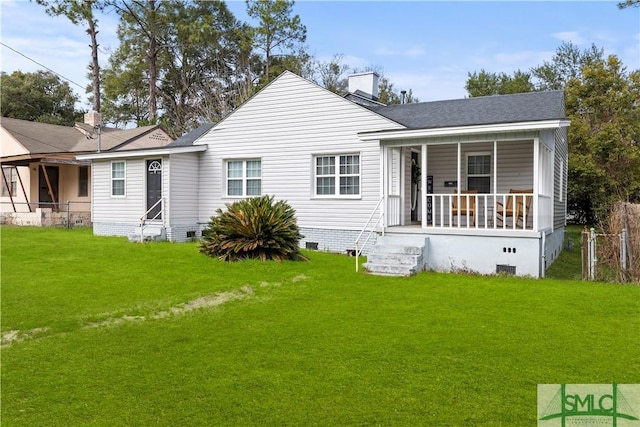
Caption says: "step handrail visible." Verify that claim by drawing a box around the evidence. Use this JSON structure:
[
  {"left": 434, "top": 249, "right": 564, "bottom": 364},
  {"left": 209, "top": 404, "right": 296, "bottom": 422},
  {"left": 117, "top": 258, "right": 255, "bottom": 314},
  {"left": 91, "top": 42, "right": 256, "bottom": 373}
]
[
  {"left": 139, "top": 198, "right": 164, "bottom": 243},
  {"left": 354, "top": 196, "right": 385, "bottom": 272}
]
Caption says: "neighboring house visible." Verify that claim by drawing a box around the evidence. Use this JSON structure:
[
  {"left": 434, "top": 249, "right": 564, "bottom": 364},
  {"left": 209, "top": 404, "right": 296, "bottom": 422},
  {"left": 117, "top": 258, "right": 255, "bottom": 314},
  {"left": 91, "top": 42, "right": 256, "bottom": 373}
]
[
  {"left": 79, "top": 71, "right": 569, "bottom": 278},
  {"left": 0, "top": 114, "right": 173, "bottom": 226}
]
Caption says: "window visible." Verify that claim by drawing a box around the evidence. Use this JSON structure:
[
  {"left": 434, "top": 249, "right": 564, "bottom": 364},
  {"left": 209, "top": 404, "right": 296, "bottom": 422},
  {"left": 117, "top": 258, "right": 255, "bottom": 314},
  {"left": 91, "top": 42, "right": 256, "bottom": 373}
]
[
  {"left": 111, "top": 161, "right": 125, "bottom": 196},
  {"left": 78, "top": 166, "right": 89, "bottom": 197},
  {"left": 315, "top": 154, "right": 360, "bottom": 196},
  {"left": 467, "top": 153, "right": 491, "bottom": 193},
  {"left": 1, "top": 167, "right": 17, "bottom": 197},
  {"left": 226, "top": 159, "right": 261, "bottom": 197}
]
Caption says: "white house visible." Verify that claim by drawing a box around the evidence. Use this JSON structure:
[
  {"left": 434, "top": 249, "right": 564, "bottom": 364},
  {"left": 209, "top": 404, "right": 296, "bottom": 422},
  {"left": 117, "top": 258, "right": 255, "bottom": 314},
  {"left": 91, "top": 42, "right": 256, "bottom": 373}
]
[{"left": 78, "top": 71, "right": 569, "bottom": 278}]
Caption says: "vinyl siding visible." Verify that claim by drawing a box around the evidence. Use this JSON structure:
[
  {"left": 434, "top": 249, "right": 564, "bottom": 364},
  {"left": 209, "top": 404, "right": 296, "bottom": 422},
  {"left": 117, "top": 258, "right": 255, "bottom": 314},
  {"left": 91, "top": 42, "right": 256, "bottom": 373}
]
[
  {"left": 91, "top": 158, "right": 147, "bottom": 223},
  {"left": 168, "top": 153, "right": 199, "bottom": 222},
  {"left": 553, "top": 127, "right": 568, "bottom": 229},
  {"left": 197, "top": 71, "right": 403, "bottom": 230}
]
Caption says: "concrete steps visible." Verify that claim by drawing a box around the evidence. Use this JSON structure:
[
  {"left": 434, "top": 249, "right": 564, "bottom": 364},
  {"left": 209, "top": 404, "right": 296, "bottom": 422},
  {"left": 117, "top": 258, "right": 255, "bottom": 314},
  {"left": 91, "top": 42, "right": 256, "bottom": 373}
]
[
  {"left": 128, "top": 225, "right": 166, "bottom": 242},
  {"left": 363, "top": 235, "right": 428, "bottom": 277}
]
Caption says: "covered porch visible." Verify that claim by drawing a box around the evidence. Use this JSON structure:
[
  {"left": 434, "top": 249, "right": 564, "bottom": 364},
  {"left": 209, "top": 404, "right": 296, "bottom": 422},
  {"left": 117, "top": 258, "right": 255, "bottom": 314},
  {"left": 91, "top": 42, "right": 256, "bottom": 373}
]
[{"left": 372, "top": 128, "right": 558, "bottom": 235}]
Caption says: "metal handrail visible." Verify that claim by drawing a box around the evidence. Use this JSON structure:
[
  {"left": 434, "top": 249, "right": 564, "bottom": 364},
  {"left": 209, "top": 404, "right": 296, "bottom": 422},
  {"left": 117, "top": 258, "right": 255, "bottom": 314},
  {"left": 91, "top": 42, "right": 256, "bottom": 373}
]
[
  {"left": 139, "top": 198, "right": 164, "bottom": 243},
  {"left": 354, "top": 196, "right": 385, "bottom": 272}
]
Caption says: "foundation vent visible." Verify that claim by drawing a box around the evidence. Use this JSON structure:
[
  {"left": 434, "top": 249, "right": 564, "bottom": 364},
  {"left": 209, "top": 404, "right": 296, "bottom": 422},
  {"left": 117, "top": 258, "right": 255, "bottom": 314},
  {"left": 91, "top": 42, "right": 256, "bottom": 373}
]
[{"left": 496, "top": 264, "right": 516, "bottom": 275}]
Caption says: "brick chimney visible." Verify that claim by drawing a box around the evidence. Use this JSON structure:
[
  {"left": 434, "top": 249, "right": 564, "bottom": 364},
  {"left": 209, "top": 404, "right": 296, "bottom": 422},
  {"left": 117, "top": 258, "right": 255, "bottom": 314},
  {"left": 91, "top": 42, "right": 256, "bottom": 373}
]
[{"left": 348, "top": 72, "right": 380, "bottom": 100}]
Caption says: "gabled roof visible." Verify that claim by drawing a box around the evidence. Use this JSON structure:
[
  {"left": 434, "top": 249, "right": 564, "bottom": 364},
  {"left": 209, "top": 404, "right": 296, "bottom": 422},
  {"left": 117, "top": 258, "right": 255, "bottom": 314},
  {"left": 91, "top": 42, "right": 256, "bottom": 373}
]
[
  {"left": 168, "top": 123, "right": 215, "bottom": 147},
  {"left": 370, "top": 90, "right": 566, "bottom": 130},
  {"left": 1, "top": 117, "right": 173, "bottom": 162}
]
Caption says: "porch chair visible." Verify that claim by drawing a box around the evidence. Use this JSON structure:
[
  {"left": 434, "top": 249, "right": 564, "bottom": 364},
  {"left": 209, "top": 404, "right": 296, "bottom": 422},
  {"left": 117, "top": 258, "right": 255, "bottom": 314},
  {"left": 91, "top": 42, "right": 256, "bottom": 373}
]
[
  {"left": 496, "top": 189, "right": 533, "bottom": 229},
  {"left": 451, "top": 189, "right": 477, "bottom": 226}
]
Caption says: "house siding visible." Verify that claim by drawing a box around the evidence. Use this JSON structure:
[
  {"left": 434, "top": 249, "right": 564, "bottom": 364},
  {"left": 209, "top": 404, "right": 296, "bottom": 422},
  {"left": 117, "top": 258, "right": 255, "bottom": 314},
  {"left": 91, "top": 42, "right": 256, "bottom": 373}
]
[{"left": 196, "top": 71, "right": 403, "bottom": 233}]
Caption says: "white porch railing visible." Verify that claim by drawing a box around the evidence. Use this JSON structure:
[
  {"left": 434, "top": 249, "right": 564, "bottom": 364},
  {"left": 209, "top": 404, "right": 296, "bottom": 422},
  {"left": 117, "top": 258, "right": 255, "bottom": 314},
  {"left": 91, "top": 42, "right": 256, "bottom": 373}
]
[
  {"left": 387, "top": 195, "right": 401, "bottom": 227},
  {"left": 139, "top": 198, "right": 165, "bottom": 243},
  {"left": 422, "top": 193, "right": 539, "bottom": 230}
]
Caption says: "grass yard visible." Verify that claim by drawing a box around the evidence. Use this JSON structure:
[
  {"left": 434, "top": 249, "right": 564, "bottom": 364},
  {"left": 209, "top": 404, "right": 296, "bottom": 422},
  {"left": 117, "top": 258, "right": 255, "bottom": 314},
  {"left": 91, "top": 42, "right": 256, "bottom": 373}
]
[{"left": 1, "top": 226, "right": 639, "bottom": 426}]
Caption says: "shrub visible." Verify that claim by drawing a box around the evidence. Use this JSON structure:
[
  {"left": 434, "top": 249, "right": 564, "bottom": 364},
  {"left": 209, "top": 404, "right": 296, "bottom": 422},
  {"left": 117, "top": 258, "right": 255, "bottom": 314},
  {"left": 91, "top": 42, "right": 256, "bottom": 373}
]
[{"left": 199, "top": 195, "right": 307, "bottom": 262}]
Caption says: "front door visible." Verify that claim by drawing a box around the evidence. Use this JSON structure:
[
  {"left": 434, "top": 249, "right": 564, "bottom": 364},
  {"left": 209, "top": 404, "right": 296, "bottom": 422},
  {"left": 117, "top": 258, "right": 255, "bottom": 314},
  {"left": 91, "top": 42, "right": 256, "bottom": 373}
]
[
  {"left": 146, "top": 159, "right": 162, "bottom": 220},
  {"left": 39, "top": 165, "right": 59, "bottom": 210}
]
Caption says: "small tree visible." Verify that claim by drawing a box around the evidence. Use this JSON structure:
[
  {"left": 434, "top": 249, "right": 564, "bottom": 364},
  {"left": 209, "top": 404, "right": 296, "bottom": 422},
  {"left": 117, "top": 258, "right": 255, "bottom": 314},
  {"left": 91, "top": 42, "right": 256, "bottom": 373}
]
[{"left": 200, "top": 195, "right": 306, "bottom": 262}]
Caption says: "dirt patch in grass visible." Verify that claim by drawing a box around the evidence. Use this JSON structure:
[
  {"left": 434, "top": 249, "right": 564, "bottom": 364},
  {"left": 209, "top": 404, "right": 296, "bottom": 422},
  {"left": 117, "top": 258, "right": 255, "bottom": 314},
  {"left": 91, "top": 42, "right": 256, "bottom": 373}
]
[{"left": 1, "top": 327, "right": 50, "bottom": 346}]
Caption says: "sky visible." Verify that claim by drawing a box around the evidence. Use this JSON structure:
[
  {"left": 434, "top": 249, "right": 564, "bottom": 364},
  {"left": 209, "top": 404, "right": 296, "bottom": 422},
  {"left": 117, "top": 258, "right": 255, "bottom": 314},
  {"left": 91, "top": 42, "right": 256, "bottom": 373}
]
[{"left": 1, "top": 0, "right": 638, "bottom": 110}]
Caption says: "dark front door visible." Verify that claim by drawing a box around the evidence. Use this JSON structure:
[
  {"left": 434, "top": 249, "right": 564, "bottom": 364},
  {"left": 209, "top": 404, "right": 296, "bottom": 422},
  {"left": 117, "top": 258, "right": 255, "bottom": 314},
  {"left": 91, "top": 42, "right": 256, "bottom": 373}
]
[
  {"left": 39, "top": 165, "right": 59, "bottom": 210},
  {"left": 146, "top": 159, "right": 162, "bottom": 219}
]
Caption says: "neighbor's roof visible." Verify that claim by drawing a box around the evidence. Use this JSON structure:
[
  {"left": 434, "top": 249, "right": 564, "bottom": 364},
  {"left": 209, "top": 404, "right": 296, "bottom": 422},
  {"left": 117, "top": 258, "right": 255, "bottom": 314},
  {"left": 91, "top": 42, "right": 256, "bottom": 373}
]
[
  {"left": 371, "top": 90, "right": 566, "bottom": 130},
  {"left": 1, "top": 117, "right": 172, "bottom": 158}
]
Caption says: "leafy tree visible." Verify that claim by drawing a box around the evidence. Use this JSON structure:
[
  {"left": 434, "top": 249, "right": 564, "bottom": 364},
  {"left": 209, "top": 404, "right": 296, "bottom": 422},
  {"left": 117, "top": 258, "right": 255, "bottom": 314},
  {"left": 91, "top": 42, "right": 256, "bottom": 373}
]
[
  {"left": 246, "top": 0, "right": 307, "bottom": 84},
  {"left": 465, "top": 69, "right": 534, "bottom": 97},
  {"left": 0, "top": 70, "right": 82, "bottom": 125},
  {"left": 531, "top": 42, "right": 604, "bottom": 91},
  {"left": 199, "top": 195, "right": 307, "bottom": 262},
  {"left": 618, "top": 0, "right": 640, "bottom": 8},
  {"left": 36, "top": 0, "right": 105, "bottom": 113},
  {"left": 565, "top": 56, "right": 640, "bottom": 223}
]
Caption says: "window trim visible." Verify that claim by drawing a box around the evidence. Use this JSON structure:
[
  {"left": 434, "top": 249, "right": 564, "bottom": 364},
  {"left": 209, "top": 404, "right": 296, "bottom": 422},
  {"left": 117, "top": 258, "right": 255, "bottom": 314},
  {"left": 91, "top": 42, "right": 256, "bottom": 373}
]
[
  {"left": 2, "top": 166, "right": 17, "bottom": 197},
  {"left": 466, "top": 152, "right": 491, "bottom": 193},
  {"left": 313, "top": 153, "right": 361, "bottom": 199},
  {"left": 110, "top": 161, "right": 126, "bottom": 197},
  {"left": 225, "top": 159, "right": 262, "bottom": 198}
]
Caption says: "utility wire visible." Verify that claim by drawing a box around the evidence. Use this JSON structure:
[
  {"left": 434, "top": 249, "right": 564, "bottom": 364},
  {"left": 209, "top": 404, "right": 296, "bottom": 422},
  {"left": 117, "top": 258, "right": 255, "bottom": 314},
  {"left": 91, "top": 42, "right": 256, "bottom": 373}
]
[{"left": 1, "top": 42, "right": 86, "bottom": 90}]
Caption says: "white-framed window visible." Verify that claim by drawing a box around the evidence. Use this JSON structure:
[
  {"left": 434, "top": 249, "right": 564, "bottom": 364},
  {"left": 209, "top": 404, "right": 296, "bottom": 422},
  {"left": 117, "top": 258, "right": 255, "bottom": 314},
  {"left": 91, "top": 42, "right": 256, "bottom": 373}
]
[
  {"left": 466, "top": 152, "right": 491, "bottom": 193},
  {"left": 1, "top": 166, "right": 17, "bottom": 197},
  {"left": 111, "top": 161, "right": 126, "bottom": 197},
  {"left": 226, "top": 159, "right": 261, "bottom": 197},
  {"left": 314, "top": 154, "right": 360, "bottom": 197}
]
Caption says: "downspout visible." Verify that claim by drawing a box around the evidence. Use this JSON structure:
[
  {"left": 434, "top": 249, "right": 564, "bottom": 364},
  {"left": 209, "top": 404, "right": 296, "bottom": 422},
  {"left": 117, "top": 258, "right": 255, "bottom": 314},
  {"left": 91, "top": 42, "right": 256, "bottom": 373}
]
[{"left": 541, "top": 231, "right": 546, "bottom": 278}]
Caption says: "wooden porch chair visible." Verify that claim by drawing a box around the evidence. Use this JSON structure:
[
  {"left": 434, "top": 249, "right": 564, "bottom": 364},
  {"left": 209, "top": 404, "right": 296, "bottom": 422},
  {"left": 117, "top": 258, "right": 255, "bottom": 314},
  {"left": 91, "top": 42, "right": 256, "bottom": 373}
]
[
  {"left": 452, "top": 189, "right": 477, "bottom": 226},
  {"left": 496, "top": 189, "right": 533, "bottom": 228}
]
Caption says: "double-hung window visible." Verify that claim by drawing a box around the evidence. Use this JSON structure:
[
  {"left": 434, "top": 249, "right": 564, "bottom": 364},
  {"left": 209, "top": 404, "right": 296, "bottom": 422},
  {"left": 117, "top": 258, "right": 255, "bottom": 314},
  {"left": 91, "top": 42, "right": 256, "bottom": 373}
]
[
  {"left": 315, "top": 154, "right": 360, "bottom": 197},
  {"left": 226, "top": 159, "right": 261, "bottom": 197},
  {"left": 111, "top": 161, "right": 126, "bottom": 197},
  {"left": 467, "top": 153, "right": 491, "bottom": 193}
]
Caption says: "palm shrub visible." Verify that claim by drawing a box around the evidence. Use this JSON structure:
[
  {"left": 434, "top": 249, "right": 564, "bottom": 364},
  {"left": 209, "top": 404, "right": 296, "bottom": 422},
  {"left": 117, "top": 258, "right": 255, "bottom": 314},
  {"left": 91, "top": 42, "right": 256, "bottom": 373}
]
[{"left": 199, "top": 195, "right": 307, "bottom": 262}]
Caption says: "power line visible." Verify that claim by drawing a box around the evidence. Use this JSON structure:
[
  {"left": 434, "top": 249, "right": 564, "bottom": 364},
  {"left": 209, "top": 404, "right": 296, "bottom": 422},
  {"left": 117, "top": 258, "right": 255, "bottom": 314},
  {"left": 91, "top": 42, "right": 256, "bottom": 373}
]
[{"left": 0, "top": 42, "right": 86, "bottom": 90}]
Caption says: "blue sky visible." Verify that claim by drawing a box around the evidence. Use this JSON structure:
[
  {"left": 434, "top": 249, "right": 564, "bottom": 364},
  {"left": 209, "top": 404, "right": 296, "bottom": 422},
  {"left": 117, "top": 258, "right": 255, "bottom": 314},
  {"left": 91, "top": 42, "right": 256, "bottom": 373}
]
[{"left": 1, "top": 0, "right": 638, "bottom": 109}]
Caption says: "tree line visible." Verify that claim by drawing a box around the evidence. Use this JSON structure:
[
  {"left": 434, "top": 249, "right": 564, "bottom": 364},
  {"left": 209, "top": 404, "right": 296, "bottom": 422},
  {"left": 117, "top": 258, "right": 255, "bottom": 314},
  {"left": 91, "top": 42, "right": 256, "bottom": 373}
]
[
  {"left": 2, "top": 0, "right": 637, "bottom": 224},
  {"left": 3, "top": 0, "right": 414, "bottom": 138}
]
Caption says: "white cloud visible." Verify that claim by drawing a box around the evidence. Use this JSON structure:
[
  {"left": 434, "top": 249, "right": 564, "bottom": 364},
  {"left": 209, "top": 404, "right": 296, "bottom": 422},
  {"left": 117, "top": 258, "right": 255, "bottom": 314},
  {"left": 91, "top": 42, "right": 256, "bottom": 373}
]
[{"left": 552, "top": 31, "right": 585, "bottom": 45}]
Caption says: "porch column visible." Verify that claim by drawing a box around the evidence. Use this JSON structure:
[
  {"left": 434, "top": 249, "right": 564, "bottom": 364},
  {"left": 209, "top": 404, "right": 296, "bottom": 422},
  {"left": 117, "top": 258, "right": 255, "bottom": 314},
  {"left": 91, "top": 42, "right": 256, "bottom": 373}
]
[
  {"left": 17, "top": 167, "right": 32, "bottom": 212},
  {"left": 533, "top": 138, "right": 539, "bottom": 231},
  {"left": 421, "top": 143, "right": 427, "bottom": 228},
  {"left": 379, "top": 143, "right": 386, "bottom": 229},
  {"left": 1, "top": 167, "right": 16, "bottom": 212}
]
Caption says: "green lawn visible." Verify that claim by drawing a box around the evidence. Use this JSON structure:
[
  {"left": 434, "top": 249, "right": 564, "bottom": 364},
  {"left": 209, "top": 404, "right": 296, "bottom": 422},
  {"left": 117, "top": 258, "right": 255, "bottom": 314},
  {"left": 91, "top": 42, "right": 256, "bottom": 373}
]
[{"left": 2, "top": 226, "right": 638, "bottom": 426}]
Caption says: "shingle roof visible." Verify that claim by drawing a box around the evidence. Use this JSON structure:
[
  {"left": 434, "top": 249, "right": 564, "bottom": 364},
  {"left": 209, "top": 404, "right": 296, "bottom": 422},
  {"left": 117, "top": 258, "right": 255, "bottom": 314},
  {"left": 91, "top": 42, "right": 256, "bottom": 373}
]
[
  {"left": 1, "top": 117, "right": 172, "bottom": 157},
  {"left": 168, "top": 123, "right": 215, "bottom": 147},
  {"left": 370, "top": 90, "right": 566, "bottom": 129}
]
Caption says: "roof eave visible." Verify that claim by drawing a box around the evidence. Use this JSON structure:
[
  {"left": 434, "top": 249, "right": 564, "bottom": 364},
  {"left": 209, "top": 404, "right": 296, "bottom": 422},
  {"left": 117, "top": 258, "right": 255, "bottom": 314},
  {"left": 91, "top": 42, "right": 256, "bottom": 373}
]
[
  {"left": 358, "top": 119, "right": 570, "bottom": 141},
  {"left": 76, "top": 145, "right": 207, "bottom": 160}
]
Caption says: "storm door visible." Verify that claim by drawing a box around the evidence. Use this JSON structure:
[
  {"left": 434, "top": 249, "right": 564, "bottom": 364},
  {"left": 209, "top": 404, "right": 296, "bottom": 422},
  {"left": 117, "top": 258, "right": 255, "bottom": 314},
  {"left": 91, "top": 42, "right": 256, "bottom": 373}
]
[{"left": 146, "top": 159, "right": 162, "bottom": 219}]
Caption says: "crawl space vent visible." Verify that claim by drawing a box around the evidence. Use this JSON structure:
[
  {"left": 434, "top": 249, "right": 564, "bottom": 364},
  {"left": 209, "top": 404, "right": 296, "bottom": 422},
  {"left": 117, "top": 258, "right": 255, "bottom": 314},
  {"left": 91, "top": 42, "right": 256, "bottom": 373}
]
[
  {"left": 305, "top": 242, "right": 319, "bottom": 250},
  {"left": 496, "top": 264, "right": 516, "bottom": 275}
]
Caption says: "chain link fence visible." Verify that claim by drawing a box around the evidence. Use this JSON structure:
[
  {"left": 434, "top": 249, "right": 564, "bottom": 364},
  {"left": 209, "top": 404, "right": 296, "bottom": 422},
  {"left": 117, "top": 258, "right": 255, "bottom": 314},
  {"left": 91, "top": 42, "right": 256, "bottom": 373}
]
[{"left": 0, "top": 201, "right": 91, "bottom": 229}]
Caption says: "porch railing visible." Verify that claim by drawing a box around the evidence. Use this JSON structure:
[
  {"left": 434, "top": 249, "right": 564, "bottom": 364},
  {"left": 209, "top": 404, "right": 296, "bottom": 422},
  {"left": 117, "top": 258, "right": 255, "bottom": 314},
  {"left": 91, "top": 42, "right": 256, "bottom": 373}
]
[
  {"left": 139, "top": 198, "right": 165, "bottom": 243},
  {"left": 422, "top": 193, "right": 540, "bottom": 230},
  {"left": 354, "top": 196, "right": 384, "bottom": 272}
]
